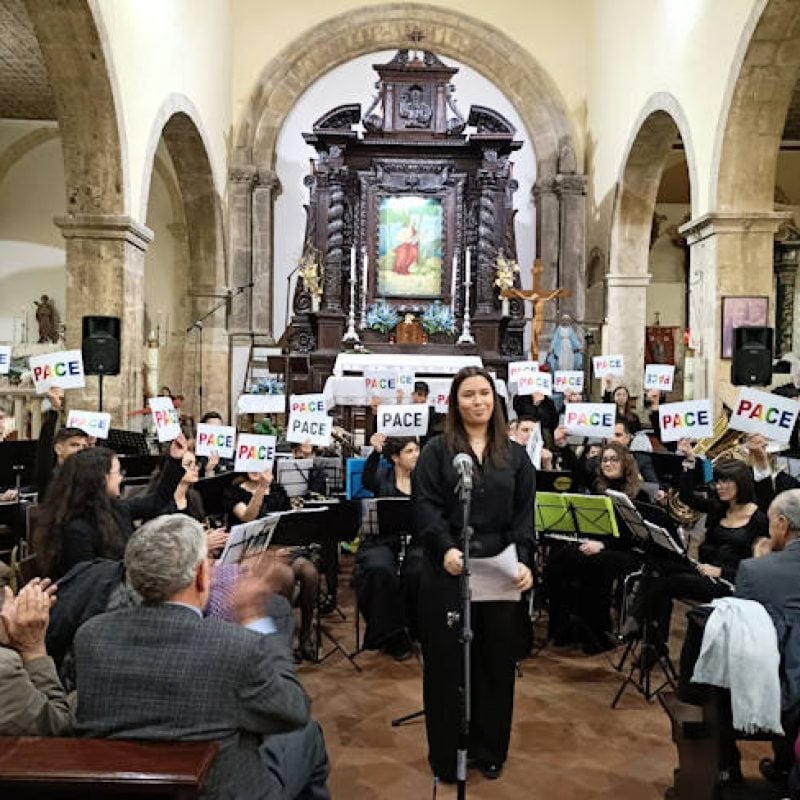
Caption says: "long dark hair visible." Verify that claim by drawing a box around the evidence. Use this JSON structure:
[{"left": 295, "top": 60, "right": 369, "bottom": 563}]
[
  {"left": 712, "top": 458, "right": 756, "bottom": 505},
  {"left": 594, "top": 441, "right": 642, "bottom": 500},
  {"left": 444, "top": 367, "right": 508, "bottom": 467},
  {"left": 33, "top": 446, "right": 123, "bottom": 577}
]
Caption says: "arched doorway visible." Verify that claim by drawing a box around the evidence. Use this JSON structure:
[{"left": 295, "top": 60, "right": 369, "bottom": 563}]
[
  {"left": 606, "top": 95, "right": 697, "bottom": 401},
  {"left": 230, "top": 3, "right": 584, "bottom": 354}
]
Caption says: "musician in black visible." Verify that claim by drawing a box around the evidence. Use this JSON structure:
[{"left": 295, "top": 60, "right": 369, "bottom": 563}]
[
  {"left": 544, "top": 440, "right": 647, "bottom": 654},
  {"left": 413, "top": 366, "right": 534, "bottom": 782},
  {"left": 354, "top": 433, "right": 420, "bottom": 661}
]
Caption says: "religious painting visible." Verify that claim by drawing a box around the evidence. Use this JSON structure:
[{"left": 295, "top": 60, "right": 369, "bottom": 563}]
[
  {"left": 645, "top": 326, "right": 677, "bottom": 365},
  {"left": 377, "top": 195, "right": 443, "bottom": 298},
  {"left": 721, "top": 296, "right": 769, "bottom": 358}
]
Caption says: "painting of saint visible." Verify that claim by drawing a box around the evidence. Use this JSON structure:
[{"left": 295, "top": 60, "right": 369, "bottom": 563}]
[{"left": 378, "top": 195, "right": 442, "bottom": 297}]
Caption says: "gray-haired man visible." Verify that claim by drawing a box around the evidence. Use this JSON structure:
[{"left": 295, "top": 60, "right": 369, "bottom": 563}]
[{"left": 74, "top": 514, "right": 330, "bottom": 799}]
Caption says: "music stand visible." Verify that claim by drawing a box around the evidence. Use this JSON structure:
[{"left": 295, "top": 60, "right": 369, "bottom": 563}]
[
  {"left": 108, "top": 429, "right": 150, "bottom": 455},
  {"left": 219, "top": 515, "right": 282, "bottom": 565},
  {"left": 270, "top": 507, "right": 362, "bottom": 673},
  {"left": 0, "top": 441, "right": 37, "bottom": 489},
  {"left": 314, "top": 456, "right": 344, "bottom": 495},
  {"left": 276, "top": 458, "right": 314, "bottom": 498},
  {"left": 605, "top": 490, "right": 680, "bottom": 707},
  {"left": 193, "top": 471, "right": 239, "bottom": 525}
]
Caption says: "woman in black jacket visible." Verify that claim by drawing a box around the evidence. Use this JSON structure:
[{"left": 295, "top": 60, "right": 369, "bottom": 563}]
[
  {"left": 33, "top": 436, "right": 187, "bottom": 579},
  {"left": 354, "top": 433, "right": 420, "bottom": 660}
]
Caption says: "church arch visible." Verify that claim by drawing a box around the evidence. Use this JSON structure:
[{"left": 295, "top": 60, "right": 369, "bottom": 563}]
[
  {"left": 713, "top": 0, "right": 800, "bottom": 212},
  {"left": 0, "top": 127, "right": 60, "bottom": 190},
  {"left": 231, "top": 3, "right": 582, "bottom": 340}
]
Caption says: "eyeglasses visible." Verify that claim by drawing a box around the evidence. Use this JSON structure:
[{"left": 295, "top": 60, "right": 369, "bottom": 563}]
[{"left": 601, "top": 455, "right": 621, "bottom": 464}]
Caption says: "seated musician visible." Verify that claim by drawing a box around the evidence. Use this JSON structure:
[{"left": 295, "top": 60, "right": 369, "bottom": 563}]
[
  {"left": 196, "top": 410, "right": 235, "bottom": 477},
  {"left": 544, "top": 441, "right": 647, "bottom": 654},
  {"left": 226, "top": 468, "right": 320, "bottom": 662},
  {"left": 641, "top": 440, "right": 768, "bottom": 652},
  {"left": 355, "top": 433, "right": 421, "bottom": 661}
]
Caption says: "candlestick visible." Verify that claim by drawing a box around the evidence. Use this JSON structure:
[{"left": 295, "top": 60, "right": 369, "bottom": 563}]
[
  {"left": 350, "top": 246, "right": 356, "bottom": 284},
  {"left": 450, "top": 249, "right": 458, "bottom": 315},
  {"left": 465, "top": 247, "right": 471, "bottom": 287},
  {"left": 458, "top": 248, "right": 475, "bottom": 345},
  {"left": 360, "top": 247, "right": 368, "bottom": 329}
]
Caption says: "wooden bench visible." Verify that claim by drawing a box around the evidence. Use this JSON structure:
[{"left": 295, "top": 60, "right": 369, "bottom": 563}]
[{"left": 0, "top": 737, "right": 218, "bottom": 799}]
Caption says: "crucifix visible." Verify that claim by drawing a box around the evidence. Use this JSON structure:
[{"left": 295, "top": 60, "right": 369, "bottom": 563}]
[{"left": 500, "top": 258, "right": 570, "bottom": 361}]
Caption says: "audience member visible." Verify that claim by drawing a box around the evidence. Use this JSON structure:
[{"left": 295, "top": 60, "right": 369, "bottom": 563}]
[
  {"left": 0, "top": 577, "right": 72, "bottom": 736},
  {"left": 602, "top": 377, "right": 642, "bottom": 433},
  {"left": 74, "top": 514, "right": 330, "bottom": 799}
]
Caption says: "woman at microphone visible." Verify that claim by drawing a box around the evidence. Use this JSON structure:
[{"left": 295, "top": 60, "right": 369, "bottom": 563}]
[{"left": 413, "top": 366, "right": 535, "bottom": 783}]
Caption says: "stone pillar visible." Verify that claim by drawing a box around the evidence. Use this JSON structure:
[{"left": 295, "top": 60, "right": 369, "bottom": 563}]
[
  {"left": 532, "top": 180, "right": 560, "bottom": 292},
  {"left": 604, "top": 272, "right": 650, "bottom": 400},
  {"left": 252, "top": 169, "right": 281, "bottom": 341},
  {"left": 774, "top": 241, "right": 800, "bottom": 357},
  {"left": 555, "top": 172, "right": 587, "bottom": 321},
  {"left": 55, "top": 213, "right": 153, "bottom": 425},
  {"left": 227, "top": 166, "right": 257, "bottom": 334},
  {"left": 680, "top": 211, "right": 788, "bottom": 411}
]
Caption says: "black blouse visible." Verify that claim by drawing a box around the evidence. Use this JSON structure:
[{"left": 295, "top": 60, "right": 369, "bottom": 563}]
[
  {"left": 679, "top": 467, "right": 769, "bottom": 582},
  {"left": 412, "top": 435, "right": 536, "bottom": 567},
  {"left": 224, "top": 482, "right": 291, "bottom": 520},
  {"left": 362, "top": 450, "right": 409, "bottom": 498}
]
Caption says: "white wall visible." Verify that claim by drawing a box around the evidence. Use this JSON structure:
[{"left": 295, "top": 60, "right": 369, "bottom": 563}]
[
  {"left": 273, "top": 50, "right": 538, "bottom": 340},
  {"left": 92, "top": 0, "right": 232, "bottom": 219},
  {"left": 0, "top": 122, "right": 66, "bottom": 344}
]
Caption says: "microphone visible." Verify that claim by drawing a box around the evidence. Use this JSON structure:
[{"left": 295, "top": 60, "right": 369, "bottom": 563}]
[{"left": 452, "top": 452, "right": 473, "bottom": 491}]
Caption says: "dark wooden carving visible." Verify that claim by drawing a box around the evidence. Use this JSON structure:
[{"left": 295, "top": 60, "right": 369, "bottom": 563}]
[{"left": 288, "top": 50, "right": 525, "bottom": 388}]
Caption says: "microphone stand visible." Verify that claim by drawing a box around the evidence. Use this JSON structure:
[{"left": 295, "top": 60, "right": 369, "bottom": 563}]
[
  {"left": 186, "top": 283, "right": 253, "bottom": 416},
  {"left": 452, "top": 468, "right": 474, "bottom": 799}
]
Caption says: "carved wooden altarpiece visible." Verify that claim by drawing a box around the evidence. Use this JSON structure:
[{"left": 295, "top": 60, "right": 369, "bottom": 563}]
[{"left": 288, "top": 50, "right": 527, "bottom": 390}]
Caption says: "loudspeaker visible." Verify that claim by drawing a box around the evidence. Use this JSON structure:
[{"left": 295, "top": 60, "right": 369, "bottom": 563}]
[
  {"left": 731, "top": 326, "right": 772, "bottom": 386},
  {"left": 82, "top": 316, "right": 121, "bottom": 376}
]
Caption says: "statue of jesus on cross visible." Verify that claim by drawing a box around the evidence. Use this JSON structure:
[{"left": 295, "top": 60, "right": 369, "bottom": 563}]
[{"left": 500, "top": 258, "right": 570, "bottom": 361}]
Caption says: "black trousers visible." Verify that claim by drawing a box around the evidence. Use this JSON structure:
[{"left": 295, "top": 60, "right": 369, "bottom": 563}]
[
  {"left": 419, "top": 558, "right": 518, "bottom": 780},
  {"left": 545, "top": 543, "right": 639, "bottom": 647},
  {"left": 354, "top": 542, "right": 405, "bottom": 649}
]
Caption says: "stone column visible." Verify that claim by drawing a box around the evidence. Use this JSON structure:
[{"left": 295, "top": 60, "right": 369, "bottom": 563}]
[
  {"left": 774, "top": 241, "right": 799, "bottom": 357},
  {"left": 55, "top": 213, "right": 153, "bottom": 425},
  {"left": 252, "top": 169, "right": 282, "bottom": 342},
  {"left": 680, "top": 211, "right": 788, "bottom": 411},
  {"left": 531, "top": 179, "right": 560, "bottom": 292},
  {"left": 555, "top": 172, "right": 587, "bottom": 321},
  {"left": 227, "top": 166, "right": 257, "bottom": 334},
  {"left": 604, "top": 272, "right": 650, "bottom": 400}
]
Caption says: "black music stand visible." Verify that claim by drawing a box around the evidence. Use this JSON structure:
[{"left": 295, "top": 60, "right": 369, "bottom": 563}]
[
  {"left": 606, "top": 490, "right": 680, "bottom": 707},
  {"left": 314, "top": 456, "right": 344, "bottom": 495},
  {"left": 108, "top": 428, "right": 149, "bottom": 455},
  {"left": 0, "top": 440, "right": 37, "bottom": 489},
  {"left": 276, "top": 458, "right": 313, "bottom": 498},
  {"left": 193, "top": 471, "right": 239, "bottom": 526},
  {"left": 271, "top": 507, "right": 362, "bottom": 673}
]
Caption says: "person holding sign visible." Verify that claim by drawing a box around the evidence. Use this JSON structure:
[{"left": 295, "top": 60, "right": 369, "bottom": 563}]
[
  {"left": 355, "top": 434, "right": 421, "bottom": 661},
  {"left": 413, "top": 366, "right": 535, "bottom": 782},
  {"left": 602, "top": 377, "right": 642, "bottom": 433},
  {"left": 638, "top": 442, "right": 769, "bottom": 653},
  {"left": 33, "top": 436, "right": 189, "bottom": 579},
  {"left": 225, "top": 471, "right": 319, "bottom": 663},
  {"left": 545, "top": 441, "right": 647, "bottom": 654}
]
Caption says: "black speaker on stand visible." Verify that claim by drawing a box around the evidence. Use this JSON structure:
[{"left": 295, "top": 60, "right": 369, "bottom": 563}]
[
  {"left": 82, "top": 316, "right": 121, "bottom": 412},
  {"left": 731, "top": 326, "right": 772, "bottom": 386}
]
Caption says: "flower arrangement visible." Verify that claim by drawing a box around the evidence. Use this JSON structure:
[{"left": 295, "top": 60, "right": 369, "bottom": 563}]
[
  {"left": 252, "top": 377, "right": 285, "bottom": 395},
  {"left": 493, "top": 251, "right": 520, "bottom": 292},
  {"left": 298, "top": 250, "right": 323, "bottom": 301},
  {"left": 254, "top": 417, "right": 283, "bottom": 438},
  {"left": 421, "top": 300, "right": 456, "bottom": 335},
  {"left": 365, "top": 299, "right": 400, "bottom": 334}
]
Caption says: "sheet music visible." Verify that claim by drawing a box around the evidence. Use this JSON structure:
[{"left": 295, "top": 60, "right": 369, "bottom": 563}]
[{"left": 470, "top": 544, "right": 521, "bottom": 603}]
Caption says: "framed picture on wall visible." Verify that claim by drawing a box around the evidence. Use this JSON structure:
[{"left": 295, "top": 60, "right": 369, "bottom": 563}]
[{"left": 721, "top": 296, "right": 769, "bottom": 358}]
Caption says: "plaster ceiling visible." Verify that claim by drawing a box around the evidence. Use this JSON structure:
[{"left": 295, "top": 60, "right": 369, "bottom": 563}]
[{"left": 0, "top": 0, "right": 56, "bottom": 120}]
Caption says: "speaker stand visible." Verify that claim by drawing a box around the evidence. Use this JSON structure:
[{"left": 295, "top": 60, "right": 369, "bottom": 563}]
[{"left": 97, "top": 373, "right": 105, "bottom": 413}]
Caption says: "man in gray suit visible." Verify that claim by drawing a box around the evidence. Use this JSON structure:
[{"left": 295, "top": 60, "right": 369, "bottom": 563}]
[
  {"left": 735, "top": 488, "right": 800, "bottom": 786},
  {"left": 74, "top": 514, "right": 330, "bottom": 800}
]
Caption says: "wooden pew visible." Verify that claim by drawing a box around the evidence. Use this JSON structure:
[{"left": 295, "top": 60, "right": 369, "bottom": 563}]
[{"left": 0, "top": 737, "right": 218, "bottom": 799}]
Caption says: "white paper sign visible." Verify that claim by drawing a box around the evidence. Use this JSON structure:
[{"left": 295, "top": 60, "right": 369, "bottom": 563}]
[
  {"left": 236, "top": 394, "right": 286, "bottom": 414},
  {"left": 729, "top": 387, "right": 800, "bottom": 444},
  {"left": 517, "top": 370, "right": 552, "bottom": 397},
  {"left": 286, "top": 413, "right": 333, "bottom": 447},
  {"left": 364, "top": 368, "right": 402, "bottom": 400},
  {"left": 592, "top": 355, "right": 625, "bottom": 378},
  {"left": 234, "top": 434, "right": 277, "bottom": 473},
  {"left": 0, "top": 346, "right": 10, "bottom": 375},
  {"left": 554, "top": 371, "right": 584, "bottom": 393},
  {"left": 563, "top": 403, "right": 616, "bottom": 439},
  {"left": 148, "top": 396, "right": 182, "bottom": 442},
  {"left": 658, "top": 400, "right": 714, "bottom": 443},
  {"left": 433, "top": 382, "right": 452, "bottom": 414},
  {"left": 377, "top": 403, "right": 429, "bottom": 436},
  {"left": 288, "top": 394, "right": 327, "bottom": 416},
  {"left": 509, "top": 361, "right": 539, "bottom": 384},
  {"left": 29, "top": 350, "right": 85, "bottom": 393},
  {"left": 66, "top": 410, "right": 111, "bottom": 439},
  {"left": 397, "top": 369, "right": 415, "bottom": 402},
  {"left": 645, "top": 364, "right": 675, "bottom": 392},
  {"left": 195, "top": 424, "right": 236, "bottom": 459}
]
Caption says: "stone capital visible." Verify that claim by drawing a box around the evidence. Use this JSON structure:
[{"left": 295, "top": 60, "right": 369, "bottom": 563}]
[
  {"left": 54, "top": 214, "right": 153, "bottom": 252},
  {"left": 531, "top": 178, "right": 557, "bottom": 198},
  {"left": 255, "top": 169, "right": 281, "bottom": 194},
  {"left": 554, "top": 173, "right": 587, "bottom": 196},
  {"left": 228, "top": 165, "right": 259, "bottom": 186},
  {"left": 679, "top": 211, "right": 791, "bottom": 245},
  {"left": 604, "top": 271, "right": 651, "bottom": 289}
]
